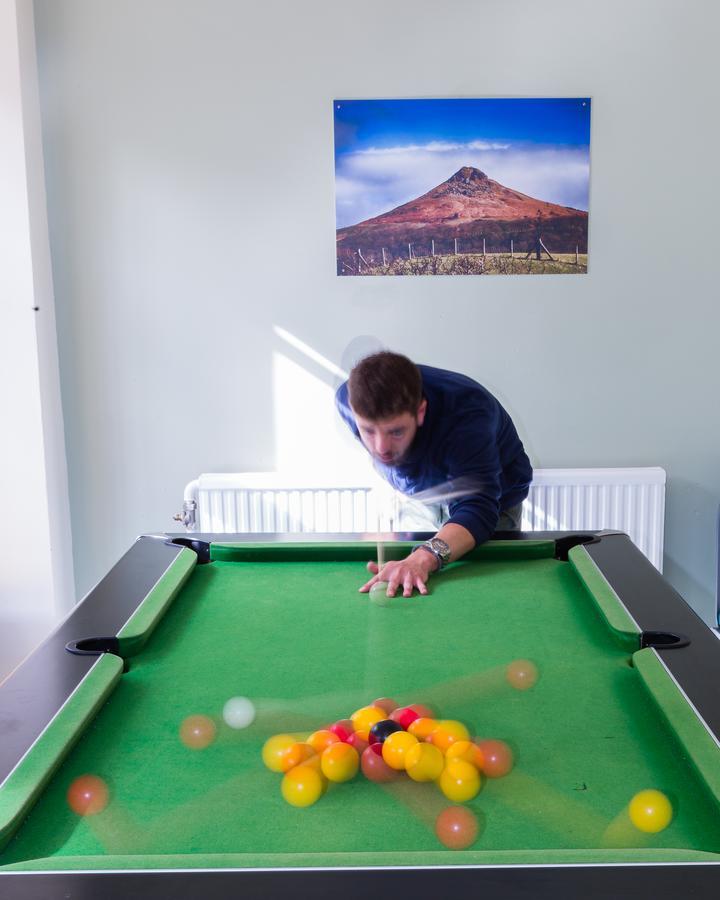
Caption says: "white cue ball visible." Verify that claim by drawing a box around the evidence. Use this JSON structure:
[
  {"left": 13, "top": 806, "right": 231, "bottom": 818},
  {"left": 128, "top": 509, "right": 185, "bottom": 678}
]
[
  {"left": 222, "top": 696, "right": 256, "bottom": 729},
  {"left": 369, "top": 581, "right": 392, "bottom": 606}
]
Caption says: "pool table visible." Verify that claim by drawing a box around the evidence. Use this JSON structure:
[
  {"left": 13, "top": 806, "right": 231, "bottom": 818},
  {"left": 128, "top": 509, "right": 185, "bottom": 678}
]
[{"left": 1, "top": 531, "right": 720, "bottom": 899}]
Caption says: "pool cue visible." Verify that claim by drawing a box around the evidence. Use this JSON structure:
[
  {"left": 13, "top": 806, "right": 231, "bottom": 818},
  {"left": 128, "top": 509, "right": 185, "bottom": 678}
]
[{"left": 376, "top": 512, "right": 385, "bottom": 571}]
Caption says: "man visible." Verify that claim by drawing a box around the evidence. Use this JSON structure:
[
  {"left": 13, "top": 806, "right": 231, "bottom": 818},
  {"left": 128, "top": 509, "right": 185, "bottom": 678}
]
[{"left": 335, "top": 351, "right": 532, "bottom": 597}]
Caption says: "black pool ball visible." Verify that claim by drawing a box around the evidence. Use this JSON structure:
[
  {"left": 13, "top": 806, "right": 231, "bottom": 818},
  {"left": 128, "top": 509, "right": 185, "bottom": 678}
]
[{"left": 368, "top": 719, "right": 404, "bottom": 746}]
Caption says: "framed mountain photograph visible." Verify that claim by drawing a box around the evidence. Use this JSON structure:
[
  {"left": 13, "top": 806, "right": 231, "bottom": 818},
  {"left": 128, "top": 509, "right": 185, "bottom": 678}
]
[{"left": 333, "top": 98, "right": 590, "bottom": 276}]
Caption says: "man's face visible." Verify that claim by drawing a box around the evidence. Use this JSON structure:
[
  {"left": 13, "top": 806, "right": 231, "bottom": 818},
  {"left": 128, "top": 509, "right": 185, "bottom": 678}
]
[{"left": 352, "top": 401, "right": 427, "bottom": 467}]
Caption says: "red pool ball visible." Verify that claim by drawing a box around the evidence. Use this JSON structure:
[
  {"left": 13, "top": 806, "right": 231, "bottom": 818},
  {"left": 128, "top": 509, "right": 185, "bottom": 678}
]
[
  {"left": 372, "top": 697, "right": 398, "bottom": 715},
  {"left": 361, "top": 745, "right": 399, "bottom": 783},
  {"left": 67, "top": 774, "right": 110, "bottom": 816},
  {"left": 347, "top": 733, "right": 369, "bottom": 756},
  {"left": 328, "top": 720, "right": 354, "bottom": 742},
  {"left": 435, "top": 805, "right": 480, "bottom": 849},
  {"left": 179, "top": 714, "right": 217, "bottom": 750},
  {"left": 389, "top": 706, "right": 420, "bottom": 730},
  {"left": 476, "top": 739, "right": 514, "bottom": 778},
  {"left": 506, "top": 659, "right": 539, "bottom": 690}
]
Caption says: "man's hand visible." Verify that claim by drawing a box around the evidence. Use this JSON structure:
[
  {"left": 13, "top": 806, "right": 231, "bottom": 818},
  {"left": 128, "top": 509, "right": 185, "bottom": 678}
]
[
  {"left": 359, "top": 524, "right": 476, "bottom": 598},
  {"left": 360, "top": 549, "right": 438, "bottom": 598}
]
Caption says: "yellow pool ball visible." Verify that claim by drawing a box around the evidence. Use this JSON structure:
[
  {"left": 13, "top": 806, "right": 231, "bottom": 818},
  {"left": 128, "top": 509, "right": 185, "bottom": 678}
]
[
  {"left": 438, "top": 759, "right": 482, "bottom": 803},
  {"left": 381, "top": 731, "right": 419, "bottom": 770},
  {"left": 405, "top": 742, "right": 444, "bottom": 782},
  {"left": 261, "top": 734, "right": 297, "bottom": 772},
  {"left": 351, "top": 706, "right": 385, "bottom": 741},
  {"left": 281, "top": 764, "right": 326, "bottom": 808},
  {"left": 628, "top": 789, "right": 673, "bottom": 833},
  {"left": 321, "top": 743, "right": 359, "bottom": 783}
]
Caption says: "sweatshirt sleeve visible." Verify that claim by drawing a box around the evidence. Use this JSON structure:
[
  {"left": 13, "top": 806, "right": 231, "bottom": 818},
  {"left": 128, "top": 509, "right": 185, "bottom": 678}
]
[{"left": 443, "top": 411, "right": 503, "bottom": 546}]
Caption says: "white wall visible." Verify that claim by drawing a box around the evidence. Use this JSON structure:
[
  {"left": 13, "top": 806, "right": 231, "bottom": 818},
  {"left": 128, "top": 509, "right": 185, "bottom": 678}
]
[
  {"left": 32, "top": 0, "right": 720, "bottom": 622},
  {"left": 0, "top": 0, "right": 73, "bottom": 679}
]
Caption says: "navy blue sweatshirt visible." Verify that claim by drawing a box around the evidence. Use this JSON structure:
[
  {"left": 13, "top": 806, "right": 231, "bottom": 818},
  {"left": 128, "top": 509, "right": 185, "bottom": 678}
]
[{"left": 335, "top": 365, "right": 532, "bottom": 546}]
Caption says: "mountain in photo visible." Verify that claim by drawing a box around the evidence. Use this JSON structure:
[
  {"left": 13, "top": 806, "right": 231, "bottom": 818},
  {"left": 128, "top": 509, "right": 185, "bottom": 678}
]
[{"left": 336, "top": 166, "right": 588, "bottom": 260}]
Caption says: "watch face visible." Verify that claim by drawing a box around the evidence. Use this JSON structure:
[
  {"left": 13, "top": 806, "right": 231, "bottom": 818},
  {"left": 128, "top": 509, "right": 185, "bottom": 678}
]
[{"left": 429, "top": 538, "right": 451, "bottom": 562}]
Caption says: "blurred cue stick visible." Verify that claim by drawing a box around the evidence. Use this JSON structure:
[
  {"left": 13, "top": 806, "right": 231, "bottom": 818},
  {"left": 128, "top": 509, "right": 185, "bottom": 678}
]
[{"left": 376, "top": 513, "right": 385, "bottom": 570}]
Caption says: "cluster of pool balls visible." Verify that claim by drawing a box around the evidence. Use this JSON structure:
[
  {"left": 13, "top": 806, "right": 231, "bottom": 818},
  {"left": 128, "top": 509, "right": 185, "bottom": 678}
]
[
  {"left": 63, "top": 685, "right": 674, "bottom": 842},
  {"left": 262, "top": 698, "right": 515, "bottom": 849}
]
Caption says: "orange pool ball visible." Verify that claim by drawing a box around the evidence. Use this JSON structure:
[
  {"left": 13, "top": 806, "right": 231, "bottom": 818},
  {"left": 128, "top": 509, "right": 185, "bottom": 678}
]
[
  {"left": 321, "top": 742, "right": 359, "bottom": 783},
  {"left": 429, "top": 720, "right": 470, "bottom": 752},
  {"left": 445, "top": 740, "right": 483, "bottom": 769},
  {"left": 476, "top": 739, "right": 514, "bottom": 778},
  {"left": 307, "top": 729, "right": 340, "bottom": 754},
  {"left": 67, "top": 774, "right": 109, "bottom": 816},
  {"left": 407, "top": 717, "right": 437, "bottom": 741},
  {"left": 179, "top": 714, "right": 217, "bottom": 750},
  {"left": 506, "top": 659, "right": 539, "bottom": 690},
  {"left": 280, "top": 741, "right": 317, "bottom": 773},
  {"left": 435, "top": 806, "right": 480, "bottom": 849}
]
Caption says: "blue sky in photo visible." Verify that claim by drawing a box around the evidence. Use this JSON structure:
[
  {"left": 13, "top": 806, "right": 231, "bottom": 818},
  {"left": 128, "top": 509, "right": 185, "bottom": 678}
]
[{"left": 333, "top": 98, "right": 591, "bottom": 229}]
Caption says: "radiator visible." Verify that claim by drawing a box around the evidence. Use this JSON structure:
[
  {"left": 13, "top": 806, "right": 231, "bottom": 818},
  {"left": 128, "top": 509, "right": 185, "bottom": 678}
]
[
  {"left": 521, "top": 468, "right": 665, "bottom": 570},
  {"left": 177, "top": 467, "right": 666, "bottom": 571}
]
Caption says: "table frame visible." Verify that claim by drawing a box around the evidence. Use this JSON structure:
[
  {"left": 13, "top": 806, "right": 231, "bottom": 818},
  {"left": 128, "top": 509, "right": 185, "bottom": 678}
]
[{"left": 2, "top": 530, "right": 720, "bottom": 899}]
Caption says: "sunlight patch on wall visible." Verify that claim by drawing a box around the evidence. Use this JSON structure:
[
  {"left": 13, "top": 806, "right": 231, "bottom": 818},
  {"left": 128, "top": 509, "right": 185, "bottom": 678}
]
[
  {"left": 273, "top": 326, "right": 348, "bottom": 380},
  {"left": 272, "top": 342, "right": 369, "bottom": 484}
]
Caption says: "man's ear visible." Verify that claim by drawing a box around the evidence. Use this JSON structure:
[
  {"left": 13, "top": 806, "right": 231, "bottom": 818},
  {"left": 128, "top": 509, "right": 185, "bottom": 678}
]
[{"left": 416, "top": 398, "right": 428, "bottom": 427}]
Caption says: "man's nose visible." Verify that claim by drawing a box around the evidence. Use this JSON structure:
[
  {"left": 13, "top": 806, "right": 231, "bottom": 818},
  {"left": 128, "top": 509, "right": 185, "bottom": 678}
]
[{"left": 375, "top": 434, "right": 390, "bottom": 455}]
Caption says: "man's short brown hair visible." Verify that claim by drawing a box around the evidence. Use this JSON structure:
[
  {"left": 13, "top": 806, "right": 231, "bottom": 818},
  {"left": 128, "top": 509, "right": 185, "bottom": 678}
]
[{"left": 348, "top": 351, "right": 422, "bottom": 420}]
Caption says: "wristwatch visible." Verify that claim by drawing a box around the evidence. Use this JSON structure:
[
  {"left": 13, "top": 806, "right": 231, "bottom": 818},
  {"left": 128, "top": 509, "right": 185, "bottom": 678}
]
[{"left": 413, "top": 537, "right": 451, "bottom": 570}]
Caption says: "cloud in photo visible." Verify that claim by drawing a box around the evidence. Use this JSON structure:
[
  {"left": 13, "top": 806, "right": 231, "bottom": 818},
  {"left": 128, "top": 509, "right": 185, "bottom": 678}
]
[{"left": 335, "top": 141, "right": 590, "bottom": 229}]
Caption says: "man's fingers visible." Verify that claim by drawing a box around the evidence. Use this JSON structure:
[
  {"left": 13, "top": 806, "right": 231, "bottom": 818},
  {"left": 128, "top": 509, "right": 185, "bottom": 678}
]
[
  {"left": 361, "top": 557, "right": 433, "bottom": 597},
  {"left": 359, "top": 576, "right": 380, "bottom": 593}
]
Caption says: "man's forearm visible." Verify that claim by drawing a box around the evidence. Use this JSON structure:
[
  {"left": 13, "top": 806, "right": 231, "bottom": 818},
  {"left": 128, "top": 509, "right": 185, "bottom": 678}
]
[{"left": 434, "top": 522, "right": 476, "bottom": 566}]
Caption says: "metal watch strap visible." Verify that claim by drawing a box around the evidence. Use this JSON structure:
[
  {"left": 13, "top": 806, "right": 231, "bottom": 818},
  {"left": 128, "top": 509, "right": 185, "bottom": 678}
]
[{"left": 413, "top": 540, "right": 450, "bottom": 569}]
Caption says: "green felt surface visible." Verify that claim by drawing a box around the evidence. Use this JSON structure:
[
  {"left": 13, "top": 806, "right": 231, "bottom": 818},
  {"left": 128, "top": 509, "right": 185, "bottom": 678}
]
[{"left": 3, "top": 549, "right": 720, "bottom": 871}]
